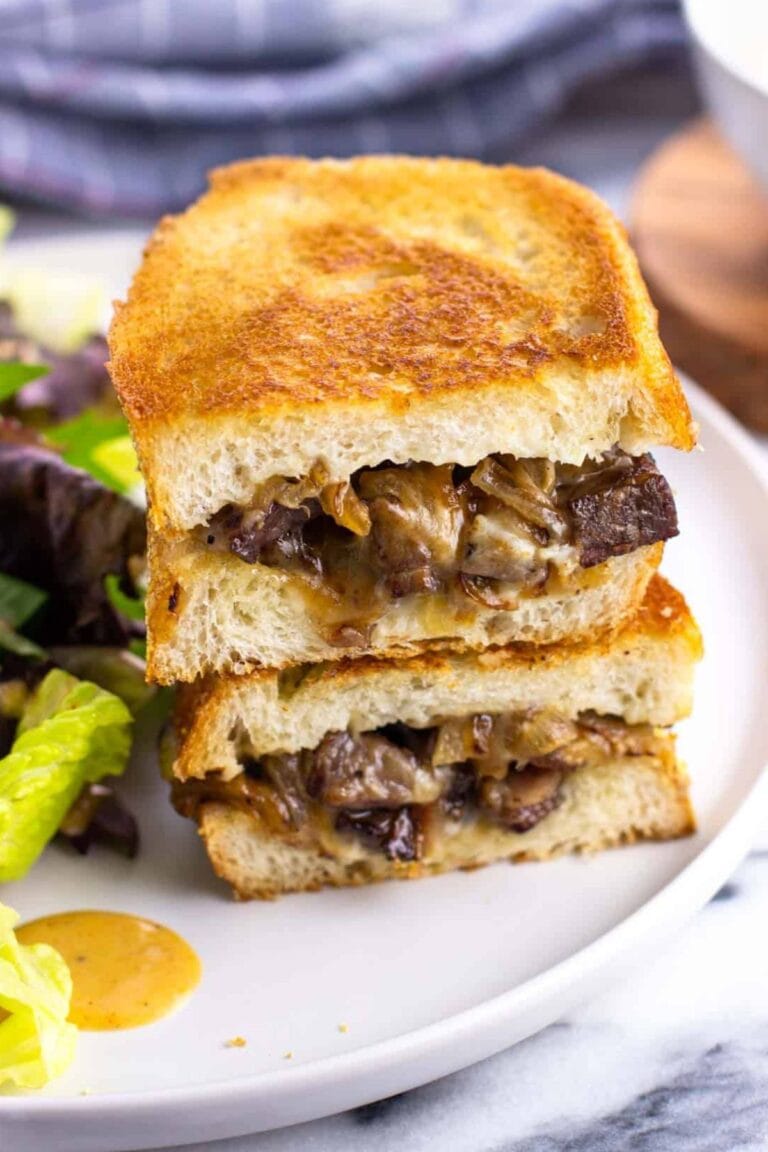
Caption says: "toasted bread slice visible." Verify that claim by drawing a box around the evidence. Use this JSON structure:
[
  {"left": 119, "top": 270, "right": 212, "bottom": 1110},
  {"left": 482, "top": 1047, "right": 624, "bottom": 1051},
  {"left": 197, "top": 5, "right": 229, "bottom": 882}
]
[
  {"left": 197, "top": 752, "right": 694, "bottom": 900},
  {"left": 148, "top": 534, "right": 662, "bottom": 683},
  {"left": 172, "top": 575, "right": 701, "bottom": 783},
  {"left": 109, "top": 156, "right": 695, "bottom": 534},
  {"left": 169, "top": 577, "right": 700, "bottom": 899}
]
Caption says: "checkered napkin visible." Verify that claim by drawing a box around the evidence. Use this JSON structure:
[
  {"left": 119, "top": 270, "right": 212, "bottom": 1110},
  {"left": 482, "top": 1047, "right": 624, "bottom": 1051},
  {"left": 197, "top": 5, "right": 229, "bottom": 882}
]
[{"left": 0, "top": 0, "right": 684, "bottom": 216}]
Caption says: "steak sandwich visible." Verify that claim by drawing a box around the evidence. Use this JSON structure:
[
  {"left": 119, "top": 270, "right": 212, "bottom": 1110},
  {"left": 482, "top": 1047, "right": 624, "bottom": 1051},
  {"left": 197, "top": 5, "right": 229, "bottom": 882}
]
[
  {"left": 109, "top": 157, "right": 696, "bottom": 682},
  {"left": 169, "top": 576, "right": 701, "bottom": 899}
]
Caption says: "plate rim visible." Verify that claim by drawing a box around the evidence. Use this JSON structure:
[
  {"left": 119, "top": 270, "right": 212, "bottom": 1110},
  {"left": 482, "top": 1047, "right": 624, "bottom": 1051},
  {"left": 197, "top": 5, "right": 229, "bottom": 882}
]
[{"left": 2, "top": 376, "right": 768, "bottom": 1143}]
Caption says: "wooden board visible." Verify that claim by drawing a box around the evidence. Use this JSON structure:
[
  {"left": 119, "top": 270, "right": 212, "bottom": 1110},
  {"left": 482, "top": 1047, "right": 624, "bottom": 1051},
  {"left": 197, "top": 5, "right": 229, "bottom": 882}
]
[{"left": 631, "top": 118, "right": 768, "bottom": 432}]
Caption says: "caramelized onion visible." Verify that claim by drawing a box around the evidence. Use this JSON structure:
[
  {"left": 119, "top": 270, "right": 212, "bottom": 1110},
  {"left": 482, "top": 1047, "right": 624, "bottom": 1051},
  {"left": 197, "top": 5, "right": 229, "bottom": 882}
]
[
  {"left": 173, "top": 708, "right": 667, "bottom": 860},
  {"left": 202, "top": 449, "right": 677, "bottom": 640},
  {"left": 256, "top": 460, "right": 332, "bottom": 512},
  {"left": 471, "top": 457, "right": 570, "bottom": 542},
  {"left": 327, "top": 623, "right": 373, "bottom": 648},
  {"left": 472, "top": 709, "right": 581, "bottom": 778},
  {"left": 432, "top": 715, "right": 492, "bottom": 766},
  {"left": 458, "top": 572, "right": 519, "bottom": 611},
  {"left": 171, "top": 772, "right": 297, "bottom": 834},
  {"left": 319, "top": 481, "right": 371, "bottom": 536}
]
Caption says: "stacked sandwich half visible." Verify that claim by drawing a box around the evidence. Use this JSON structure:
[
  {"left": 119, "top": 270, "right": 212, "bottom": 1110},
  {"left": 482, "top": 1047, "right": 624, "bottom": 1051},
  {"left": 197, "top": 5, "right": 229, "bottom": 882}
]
[{"left": 109, "top": 157, "right": 702, "bottom": 898}]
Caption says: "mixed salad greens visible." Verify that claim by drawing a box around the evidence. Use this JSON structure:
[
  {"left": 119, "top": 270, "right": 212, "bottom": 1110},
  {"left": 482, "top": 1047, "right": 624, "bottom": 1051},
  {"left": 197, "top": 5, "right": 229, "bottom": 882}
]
[
  {"left": 0, "top": 210, "right": 155, "bottom": 1087},
  {"left": 0, "top": 217, "right": 152, "bottom": 879},
  {"left": 0, "top": 669, "right": 133, "bottom": 884}
]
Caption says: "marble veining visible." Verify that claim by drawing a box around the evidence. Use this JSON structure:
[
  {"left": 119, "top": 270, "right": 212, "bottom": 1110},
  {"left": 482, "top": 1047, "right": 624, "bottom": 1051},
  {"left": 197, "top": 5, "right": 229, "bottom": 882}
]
[{"left": 505, "top": 1042, "right": 768, "bottom": 1151}]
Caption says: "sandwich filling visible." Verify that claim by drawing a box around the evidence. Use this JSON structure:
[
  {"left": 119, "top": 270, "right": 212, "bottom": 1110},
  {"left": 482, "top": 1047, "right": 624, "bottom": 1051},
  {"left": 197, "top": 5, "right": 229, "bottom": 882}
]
[
  {"left": 195, "top": 448, "right": 677, "bottom": 644},
  {"left": 173, "top": 708, "right": 670, "bottom": 863}
]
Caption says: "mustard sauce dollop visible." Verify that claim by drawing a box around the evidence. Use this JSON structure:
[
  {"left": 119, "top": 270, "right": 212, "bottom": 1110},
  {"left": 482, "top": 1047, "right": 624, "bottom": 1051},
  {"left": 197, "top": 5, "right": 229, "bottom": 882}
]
[{"left": 17, "top": 910, "right": 201, "bottom": 1031}]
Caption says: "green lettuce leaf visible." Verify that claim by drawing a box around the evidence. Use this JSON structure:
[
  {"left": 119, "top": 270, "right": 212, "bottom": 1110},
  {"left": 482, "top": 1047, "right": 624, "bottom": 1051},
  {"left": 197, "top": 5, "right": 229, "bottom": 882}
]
[
  {"left": 0, "top": 624, "right": 45, "bottom": 661},
  {"left": 91, "top": 435, "right": 142, "bottom": 497},
  {"left": 0, "top": 901, "right": 76, "bottom": 1089},
  {"left": 0, "top": 670, "right": 132, "bottom": 882},
  {"left": 0, "top": 572, "right": 48, "bottom": 631},
  {"left": 44, "top": 410, "right": 131, "bottom": 494},
  {"left": 0, "top": 363, "right": 49, "bottom": 405},
  {"left": 48, "top": 647, "right": 154, "bottom": 716},
  {"left": 103, "top": 574, "right": 145, "bottom": 623},
  {"left": 15, "top": 670, "right": 80, "bottom": 735}
]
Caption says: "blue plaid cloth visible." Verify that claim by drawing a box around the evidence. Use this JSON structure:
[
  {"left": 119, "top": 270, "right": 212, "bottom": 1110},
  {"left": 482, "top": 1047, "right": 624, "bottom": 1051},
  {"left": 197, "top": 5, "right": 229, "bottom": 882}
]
[{"left": 0, "top": 0, "right": 684, "bottom": 216}]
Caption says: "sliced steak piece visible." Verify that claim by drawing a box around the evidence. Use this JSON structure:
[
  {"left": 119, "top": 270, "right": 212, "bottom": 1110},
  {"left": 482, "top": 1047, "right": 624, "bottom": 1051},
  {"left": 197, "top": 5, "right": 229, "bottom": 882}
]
[
  {"left": 223, "top": 500, "right": 321, "bottom": 568},
  {"left": 357, "top": 463, "right": 466, "bottom": 597},
  {"left": 307, "top": 730, "right": 442, "bottom": 809},
  {"left": 335, "top": 805, "right": 423, "bottom": 861},
  {"left": 566, "top": 453, "right": 678, "bottom": 568},
  {"left": 258, "top": 752, "right": 310, "bottom": 827},
  {"left": 439, "top": 764, "right": 477, "bottom": 820},
  {"left": 479, "top": 767, "right": 563, "bottom": 832}
]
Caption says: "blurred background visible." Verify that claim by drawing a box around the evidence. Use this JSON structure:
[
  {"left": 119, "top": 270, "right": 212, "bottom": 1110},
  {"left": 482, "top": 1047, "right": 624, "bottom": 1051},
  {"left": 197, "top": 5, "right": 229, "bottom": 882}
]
[
  {"left": 2, "top": 0, "right": 766, "bottom": 430},
  {"left": 0, "top": 0, "right": 702, "bottom": 219}
]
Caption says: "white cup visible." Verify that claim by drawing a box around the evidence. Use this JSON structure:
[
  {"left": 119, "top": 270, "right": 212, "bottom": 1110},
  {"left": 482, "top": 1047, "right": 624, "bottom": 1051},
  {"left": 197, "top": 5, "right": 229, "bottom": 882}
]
[{"left": 683, "top": 0, "right": 768, "bottom": 190}]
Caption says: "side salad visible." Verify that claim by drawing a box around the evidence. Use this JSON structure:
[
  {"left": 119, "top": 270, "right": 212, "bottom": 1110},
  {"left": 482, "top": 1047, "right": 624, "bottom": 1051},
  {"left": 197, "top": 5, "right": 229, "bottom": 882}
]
[
  {"left": 0, "top": 219, "right": 154, "bottom": 891},
  {"left": 0, "top": 213, "right": 157, "bottom": 1088}
]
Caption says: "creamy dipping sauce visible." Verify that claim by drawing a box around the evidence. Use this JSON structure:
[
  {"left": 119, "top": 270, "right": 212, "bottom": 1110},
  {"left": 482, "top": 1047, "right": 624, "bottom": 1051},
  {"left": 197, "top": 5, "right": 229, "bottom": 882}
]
[{"left": 16, "top": 910, "right": 201, "bottom": 1031}]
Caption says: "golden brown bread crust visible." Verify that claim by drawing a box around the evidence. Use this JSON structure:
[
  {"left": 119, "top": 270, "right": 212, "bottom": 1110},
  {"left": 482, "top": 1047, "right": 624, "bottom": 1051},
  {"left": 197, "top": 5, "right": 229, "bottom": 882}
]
[
  {"left": 172, "top": 572, "right": 700, "bottom": 737},
  {"left": 111, "top": 156, "right": 689, "bottom": 426},
  {"left": 109, "top": 157, "right": 695, "bottom": 529}
]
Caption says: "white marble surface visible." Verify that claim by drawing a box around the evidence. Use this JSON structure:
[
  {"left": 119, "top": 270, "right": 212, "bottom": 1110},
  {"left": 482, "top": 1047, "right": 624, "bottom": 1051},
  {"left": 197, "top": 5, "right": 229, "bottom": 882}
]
[{"left": 11, "top": 63, "right": 768, "bottom": 1152}]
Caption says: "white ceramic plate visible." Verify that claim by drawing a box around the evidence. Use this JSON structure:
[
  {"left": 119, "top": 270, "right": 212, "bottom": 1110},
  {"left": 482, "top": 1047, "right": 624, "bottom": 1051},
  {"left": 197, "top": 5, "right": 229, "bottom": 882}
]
[{"left": 2, "top": 234, "right": 768, "bottom": 1152}]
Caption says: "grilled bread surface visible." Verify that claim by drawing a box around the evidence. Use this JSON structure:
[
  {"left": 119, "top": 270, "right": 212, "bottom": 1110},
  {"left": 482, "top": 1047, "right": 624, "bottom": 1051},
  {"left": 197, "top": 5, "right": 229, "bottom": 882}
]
[
  {"left": 109, "top": 156, "right": 696, "bottom": 532},
  {"left": 172, "top": 575, "right": 702, "bottom": 782},
  {"left": 171, "top": 575, "right": 700, "bottom": 899}
]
